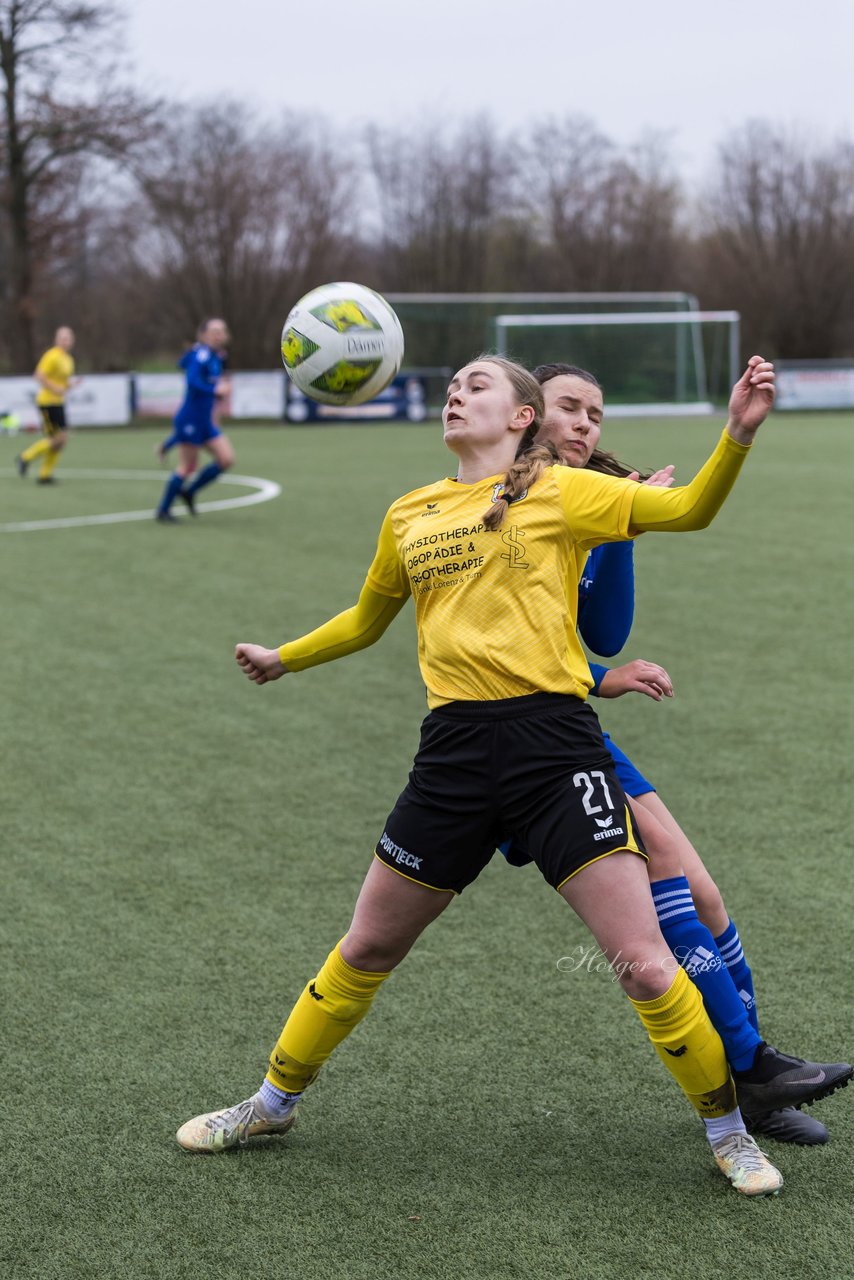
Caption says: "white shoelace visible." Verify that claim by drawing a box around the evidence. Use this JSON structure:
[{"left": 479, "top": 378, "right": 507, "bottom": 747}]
[{"left": 716, "top": 1134, "right": 767, "bottom": 1169}]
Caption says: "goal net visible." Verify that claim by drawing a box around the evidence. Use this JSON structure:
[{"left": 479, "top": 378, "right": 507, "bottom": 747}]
[{"left": 494, "top": 310, "right": 740, "bottom": 415}]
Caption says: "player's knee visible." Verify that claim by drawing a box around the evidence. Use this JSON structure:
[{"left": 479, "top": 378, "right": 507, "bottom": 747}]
[
  {"left": 692, "top": 874, "right": 729, "bottom": 936},
  {"left": 340, "top": 930, "right": 407, "bottom": 973},
  {"left": 616, "top": 954, "right": 674, "bottom": 1001},
  {"left": 630, "top": 802, "right": 684, "bottom": 881},
  {"left": 642, "top": 829, "right": 683, "bottom": 881},
  {"left": 600, "top": 931, "right": 674, "bottom": 1000}
]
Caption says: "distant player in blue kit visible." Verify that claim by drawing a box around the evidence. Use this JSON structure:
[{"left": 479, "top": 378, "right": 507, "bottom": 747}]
[
  {"left": 501, "top": 361, "right": 840, "bottom": 1149},
  {"left": 154, "top": 318, "right": 235, "bottom": 523}
]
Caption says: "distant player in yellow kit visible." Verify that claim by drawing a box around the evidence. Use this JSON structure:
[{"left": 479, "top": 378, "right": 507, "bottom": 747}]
[{"left": 17, "top": 326, "right": 79, "bottom": 484}]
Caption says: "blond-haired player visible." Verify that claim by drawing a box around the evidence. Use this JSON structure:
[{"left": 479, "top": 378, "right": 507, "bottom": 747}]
[
  {"left": 17, "top": 326, "right": 79, "bottom": 484},
  {"left": 177, "top": 355, "right": 849, "bottom": 1196}
]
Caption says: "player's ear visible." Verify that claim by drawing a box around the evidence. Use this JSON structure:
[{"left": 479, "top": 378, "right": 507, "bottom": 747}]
[{"left": 512, "top": 403, "right": 535, "bottom": 433}]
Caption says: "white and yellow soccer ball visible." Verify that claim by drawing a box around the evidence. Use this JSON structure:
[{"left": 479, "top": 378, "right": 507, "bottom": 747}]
[{"left": 281, "top": 282, "right": 405, "bottom": 406}]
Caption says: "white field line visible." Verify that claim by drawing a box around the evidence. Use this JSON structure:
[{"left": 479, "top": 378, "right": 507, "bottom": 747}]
[{"left": 0, "top": 470, "right": 281, "bottom": 532}]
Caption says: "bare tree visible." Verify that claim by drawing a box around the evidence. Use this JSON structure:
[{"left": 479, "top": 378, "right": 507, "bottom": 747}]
[
  {"left": 367, "top": 116, "right": 515, "bottom": 291},
  {"left": 34, "top": 174, "right": 158, "bottom": 369},
  {"left": 696, "top": 122, "right": 854, "bottom": 357},
  {"left": 0, "top": 0, "right": 155, "bottom": 369},
  {"left": 514, "top": 116, "right": 684, "bottom": 290},
  {"left": 134, "top": 103, "right": 360, "bottom": 367}
]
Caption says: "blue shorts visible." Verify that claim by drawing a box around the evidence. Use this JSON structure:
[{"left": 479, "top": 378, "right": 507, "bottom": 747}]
[
  {"left": 174, "top": 413, "right": 222, "bottom": 448},
  {"left": 603, "top": 732, "right": 655, "bottom": 798},
  {"left": 500, "top": 730, "right": 654, "bottom": 867}
]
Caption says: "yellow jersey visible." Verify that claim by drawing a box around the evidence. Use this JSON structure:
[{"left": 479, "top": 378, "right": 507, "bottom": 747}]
[
  {"left": 35, "top": 346, "right": 75, "bottom": 407},
  {"left": 364, "top": 465, "right": 636, "bottom": 706},
  {"left": 279, "top": 430, "right": 750, "bottom": 708}
]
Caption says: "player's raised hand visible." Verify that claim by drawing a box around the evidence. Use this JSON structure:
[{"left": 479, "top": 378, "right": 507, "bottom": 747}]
[
  {"left": 235, "top": 643, "right": 289, "bottom": 684},
  {"left": 727, "top": 356, "right": 775, "bottom": 442},
  {"left": 597, "top": 659, "right": 674, "bottom": 702}
]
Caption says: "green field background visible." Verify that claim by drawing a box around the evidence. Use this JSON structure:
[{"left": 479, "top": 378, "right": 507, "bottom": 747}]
[{"left": 2, "top": 415, "right": 853, "bottom": 1280}]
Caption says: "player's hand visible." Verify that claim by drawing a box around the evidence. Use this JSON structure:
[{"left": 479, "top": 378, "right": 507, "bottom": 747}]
[
  {"left": 235, "top": 643, "right": 289, "bottom": 685},
  {"left": 727, "top": 356, "right": 775, "bottom": 442},
  {"left": 644, "top": 465, "right": 676, "bottom": 488},
  {"left": 215, "top": 377, "right": 232, "bottom": 399},
  {"left": 627, "top": 465, "right": 676, "bottom": 488},
  {"left": 597, "top": 659, "right": 674, "bottom": 701}
]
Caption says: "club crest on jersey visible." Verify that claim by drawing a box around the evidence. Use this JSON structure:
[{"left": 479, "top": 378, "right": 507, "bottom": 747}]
[{"left": 491, "top": 483, "right": 528, "bottom": 506}]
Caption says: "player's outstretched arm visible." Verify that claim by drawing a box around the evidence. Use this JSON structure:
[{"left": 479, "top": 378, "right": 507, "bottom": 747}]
[
  {"left": 235, "top": 583, "right": 407, "bottom": 687},
  {"left": 629, "top": 357, "right": 775, "bottom": 534},
  {"left": 579, "top": 466, "right": 677, "bottom": 656}
]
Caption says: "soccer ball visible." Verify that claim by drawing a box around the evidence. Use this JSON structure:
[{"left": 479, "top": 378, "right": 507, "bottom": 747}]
[{"left": 281, "top": 282, "right": 405, "bottom": 406}]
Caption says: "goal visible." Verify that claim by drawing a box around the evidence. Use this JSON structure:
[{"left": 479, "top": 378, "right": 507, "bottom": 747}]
[{"left": 494, "top": 310, "right": 741, "bottom": 415}]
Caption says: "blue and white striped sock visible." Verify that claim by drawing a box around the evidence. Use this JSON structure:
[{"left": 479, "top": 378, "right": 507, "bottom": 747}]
[
  {"left": 715, "top": 918, "right": 759, "bottom": 1035},
  {"left": 651, "top": 876, "right": 760, "bottom": 1073}
]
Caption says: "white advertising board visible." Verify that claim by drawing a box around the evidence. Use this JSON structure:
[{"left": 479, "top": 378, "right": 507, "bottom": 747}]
[
  {"left": 0, "top": 374, "right": 131, "bottom": 427},
  {"left": 776, "top": 367, "right": 854, "bottom": 410},
  {"left": 135, "top": 373, "right": 185, "bottom": 418},
  {"left": 66, "top": 375, "right": 131, "bottom": 426},
  {"left": 230, "top": 372, "right": 285, "bottom": 419}
]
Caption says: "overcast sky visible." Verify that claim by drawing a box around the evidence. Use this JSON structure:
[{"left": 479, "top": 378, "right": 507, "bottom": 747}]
[{"left": 128, "top": 0, "right": 853, "bottom": 181}]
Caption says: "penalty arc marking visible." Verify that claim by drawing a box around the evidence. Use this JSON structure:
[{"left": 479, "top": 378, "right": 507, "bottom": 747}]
[{"left": 0, "top": 469, "right": 281, "bottom": 533}]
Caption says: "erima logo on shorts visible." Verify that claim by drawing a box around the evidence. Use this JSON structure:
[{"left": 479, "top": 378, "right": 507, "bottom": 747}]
[
  {"left": 379, "top": 831, "right": 423, "bottom": 871},
  {"left": 593, "top": 826, "right": 624, "bottom": 842}
]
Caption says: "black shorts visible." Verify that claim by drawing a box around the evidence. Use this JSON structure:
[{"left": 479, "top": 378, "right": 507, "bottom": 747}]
[
  {"left": 39, "top": 405, "right": 66, "bottom": 435},
  {"left": 375, "top": 693, "right": 647, "bottom": 894}
]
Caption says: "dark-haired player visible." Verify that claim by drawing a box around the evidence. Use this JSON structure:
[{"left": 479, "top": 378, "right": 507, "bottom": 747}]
[{"left": 154, "top": 318, "right": 235, "bottom": 523}]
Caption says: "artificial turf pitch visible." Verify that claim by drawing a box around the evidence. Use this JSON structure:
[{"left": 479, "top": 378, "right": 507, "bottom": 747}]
[{"left": 2, "top": 415, "right": 853, "bottom": 1279}]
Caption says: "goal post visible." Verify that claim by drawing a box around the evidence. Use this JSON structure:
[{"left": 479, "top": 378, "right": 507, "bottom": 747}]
[{"left": 494, "top": 310, "right": 741, "bottom": 415}]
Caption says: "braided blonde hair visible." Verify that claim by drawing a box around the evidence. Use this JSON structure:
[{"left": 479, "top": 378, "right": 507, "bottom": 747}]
[{"left": 473, "top": 356, "right": 550, "bottom": 531}]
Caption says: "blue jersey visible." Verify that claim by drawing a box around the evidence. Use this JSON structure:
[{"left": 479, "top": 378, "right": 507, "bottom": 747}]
[
  {"left": 578, "top": 541, "right": 634, "bottom": 693},
  {"left": 174, "top": 344, "right": 223, "bottom": 443}
]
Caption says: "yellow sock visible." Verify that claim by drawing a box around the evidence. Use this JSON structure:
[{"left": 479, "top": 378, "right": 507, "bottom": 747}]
[
  {"left": 38, "top": 446, "right": 61, "bottom": 480},
  {"left": 629, "top": 967, "right": 736, "bottom": 1118},
  {"left": 266, "top": 941, "right": 392, "bottom": 1095},
  {"left": 21, "top": 438, "right": 52, "bottom": 464}
]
